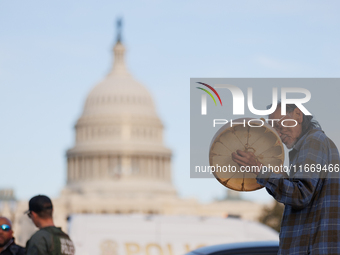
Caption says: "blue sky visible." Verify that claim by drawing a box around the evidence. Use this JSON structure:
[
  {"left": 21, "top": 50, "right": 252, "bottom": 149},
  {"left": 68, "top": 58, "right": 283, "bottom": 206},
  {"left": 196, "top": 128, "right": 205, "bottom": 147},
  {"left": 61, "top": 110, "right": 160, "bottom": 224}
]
[{"left": 1, "top": 0, "right": 340, "bottom": 203}]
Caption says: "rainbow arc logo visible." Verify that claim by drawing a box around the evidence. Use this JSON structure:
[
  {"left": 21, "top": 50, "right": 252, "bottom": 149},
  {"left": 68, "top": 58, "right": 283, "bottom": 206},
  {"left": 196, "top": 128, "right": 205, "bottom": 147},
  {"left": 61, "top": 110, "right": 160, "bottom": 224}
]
[{"left": 196, "top": 82, "right": 223, "bottom": 106}]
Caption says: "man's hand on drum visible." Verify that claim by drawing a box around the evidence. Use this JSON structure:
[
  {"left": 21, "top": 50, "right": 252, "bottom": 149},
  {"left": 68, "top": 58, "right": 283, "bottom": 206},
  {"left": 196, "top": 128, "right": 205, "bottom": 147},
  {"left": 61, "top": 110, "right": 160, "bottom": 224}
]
[{"left": 231, "top": 150, "right": 263, "bottom": 175}]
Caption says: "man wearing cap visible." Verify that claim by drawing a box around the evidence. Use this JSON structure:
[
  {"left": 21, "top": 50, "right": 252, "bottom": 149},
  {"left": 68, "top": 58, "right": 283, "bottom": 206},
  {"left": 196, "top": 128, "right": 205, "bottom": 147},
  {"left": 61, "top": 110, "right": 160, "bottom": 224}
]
[
  {"left": 0, "top": 217, "right": 25, "bottom": 255},
  {"left": 25, "top": 195, "right": 75, "bottom": 255}
]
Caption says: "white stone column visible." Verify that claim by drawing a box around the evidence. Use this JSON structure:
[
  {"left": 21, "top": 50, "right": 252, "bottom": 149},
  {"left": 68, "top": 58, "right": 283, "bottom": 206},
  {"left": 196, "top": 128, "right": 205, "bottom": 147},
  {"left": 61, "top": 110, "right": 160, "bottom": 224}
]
[
  {"left": 67, "top": 158, "right": 71, "bottom": 182},
  {"left": 93, "top": 157, "right": 99, "bottom": 179},
  {"left": 70, "top": 158, "right": 75, "bottom": 182},
  {"left": 102, "top": 156, "right": 109, "bottom": 178},
  {"left": 165, "top": 158, "right": 170, "bottom": 182},
  {"left": 168, "top": 158, "right": 172, "bottom": 182},
  {"left": 121, "top": 155, "right": 131, "bottom": 177},
  {"left": 151, "top": 157, "right": 155, "bottom": 178},
  {"left": 152, "top": 157, "right": 156, "bottom": 179},
  {"left": 81, "top": 156, "right": 86, "bottom": 180},
  {"left": 155, "top": 157, "right": 159, "bottom": 178},
  {"left": 161, "top": 157, "right": 165, "bottom": 180},
  {"left": 89, "top": 157, "right": 93, "bottom": 179},
  {"left": 76, "top": 157, "right": 80, "bottom": 180},
  {"left": 83, "top": 157, "right": 87, "bottom": 180},
  {"left": 145, "top": 157, "right": 151, "bottom": 178},
  {"left": 87, "top": 157, "right": 92, "bottom": 179},
  {"left": 143, "top": 157, "right": 148, "bottom": 177},
  {"left": 98, "top": 156, "right": 103, "bottom": 177}
]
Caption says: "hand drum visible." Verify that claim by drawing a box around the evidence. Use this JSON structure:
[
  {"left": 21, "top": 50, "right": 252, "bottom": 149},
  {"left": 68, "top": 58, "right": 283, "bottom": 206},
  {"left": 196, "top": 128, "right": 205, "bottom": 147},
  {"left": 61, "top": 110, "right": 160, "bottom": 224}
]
[{"left": 209, "top": 118, "right": 284, "bottom": 191}]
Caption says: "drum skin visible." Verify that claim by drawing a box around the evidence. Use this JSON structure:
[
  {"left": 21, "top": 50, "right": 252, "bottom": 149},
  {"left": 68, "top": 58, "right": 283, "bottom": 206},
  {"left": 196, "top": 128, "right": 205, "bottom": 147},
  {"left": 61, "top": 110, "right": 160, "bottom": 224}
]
[{"left": 209, "top": 118, "right": 284, "bottom": 191}]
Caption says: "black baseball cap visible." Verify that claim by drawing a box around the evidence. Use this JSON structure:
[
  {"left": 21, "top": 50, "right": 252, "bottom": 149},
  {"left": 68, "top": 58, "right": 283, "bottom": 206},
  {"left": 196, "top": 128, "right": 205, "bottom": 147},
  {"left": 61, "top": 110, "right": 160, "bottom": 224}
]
[{"left": 25, "top": 195, "right": 53, "bottom": 214}]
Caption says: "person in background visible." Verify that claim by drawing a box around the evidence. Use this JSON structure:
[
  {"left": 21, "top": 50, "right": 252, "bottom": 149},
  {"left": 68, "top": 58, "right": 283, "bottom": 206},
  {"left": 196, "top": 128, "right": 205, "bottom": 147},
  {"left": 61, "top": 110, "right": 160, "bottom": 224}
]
[
  {"left": 0, "top": 216, "right": 25, "bottom": 255},
  {"left": 25, "top": 195, "right": 75, "bottom": 255}
]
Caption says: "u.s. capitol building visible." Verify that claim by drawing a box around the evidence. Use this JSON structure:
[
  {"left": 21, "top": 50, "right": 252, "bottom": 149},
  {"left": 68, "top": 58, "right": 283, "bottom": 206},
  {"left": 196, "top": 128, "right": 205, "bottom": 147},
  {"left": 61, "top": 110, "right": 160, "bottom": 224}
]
[{"left": 1, "top": 26, "right": 267, "bottom": 247}]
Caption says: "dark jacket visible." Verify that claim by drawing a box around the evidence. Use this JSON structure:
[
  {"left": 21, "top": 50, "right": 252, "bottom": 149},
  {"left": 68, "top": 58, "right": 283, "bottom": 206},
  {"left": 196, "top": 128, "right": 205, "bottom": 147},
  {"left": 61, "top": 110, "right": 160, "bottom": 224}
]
[
  {"left": 26, "top": 226, "right": 75, "bottom": 255},
  {"left": 0, "top": 239, "right": 25, "bottom": 255}
]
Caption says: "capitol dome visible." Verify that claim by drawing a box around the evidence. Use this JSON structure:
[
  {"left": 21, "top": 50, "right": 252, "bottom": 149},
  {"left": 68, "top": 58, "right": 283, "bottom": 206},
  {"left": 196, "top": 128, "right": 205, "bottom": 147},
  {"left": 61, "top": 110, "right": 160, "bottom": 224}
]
[
  {"left": 62, "top": 29, "right": 176, "bottom": 210},
  {"left": 82, "top": 42, "right": 158, "bottom": 119},
  {"left": 68, "top": 40, "right": 169, "bottom": 155}
]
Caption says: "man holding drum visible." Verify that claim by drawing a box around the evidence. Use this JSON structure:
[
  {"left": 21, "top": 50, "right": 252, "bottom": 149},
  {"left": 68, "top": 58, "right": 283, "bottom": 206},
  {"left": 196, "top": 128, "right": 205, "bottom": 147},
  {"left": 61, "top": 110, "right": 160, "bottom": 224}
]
[{"left": 232, "top": 103, "right": 340, "bottom": 255}]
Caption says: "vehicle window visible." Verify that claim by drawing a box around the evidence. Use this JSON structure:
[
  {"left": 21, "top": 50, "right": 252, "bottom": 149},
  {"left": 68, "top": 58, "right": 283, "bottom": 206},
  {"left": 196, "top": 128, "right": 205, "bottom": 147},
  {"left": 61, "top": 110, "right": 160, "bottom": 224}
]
[{"left": 212, "top": 247, "right": 279, "bottom": 255}]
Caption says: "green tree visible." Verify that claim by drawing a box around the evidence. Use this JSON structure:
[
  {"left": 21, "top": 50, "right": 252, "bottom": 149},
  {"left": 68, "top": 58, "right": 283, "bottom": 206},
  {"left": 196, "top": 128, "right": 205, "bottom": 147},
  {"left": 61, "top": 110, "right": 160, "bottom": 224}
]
[{"left": 258, "top": 200, "right": 284, "bottom": 232}]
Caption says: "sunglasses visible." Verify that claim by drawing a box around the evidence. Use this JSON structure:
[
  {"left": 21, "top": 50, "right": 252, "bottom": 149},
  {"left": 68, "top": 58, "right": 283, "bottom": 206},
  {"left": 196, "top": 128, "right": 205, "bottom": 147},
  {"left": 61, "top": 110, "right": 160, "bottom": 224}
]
[{"left": 0, "top": 224, "right": 11, "bottom": 232}]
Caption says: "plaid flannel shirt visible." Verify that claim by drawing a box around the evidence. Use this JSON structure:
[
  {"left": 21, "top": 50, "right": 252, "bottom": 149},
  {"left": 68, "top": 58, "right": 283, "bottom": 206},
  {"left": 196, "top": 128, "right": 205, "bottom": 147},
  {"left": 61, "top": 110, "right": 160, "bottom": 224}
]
[{"left": 257, "top": 129, "right": 340, "bottom": 255}]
